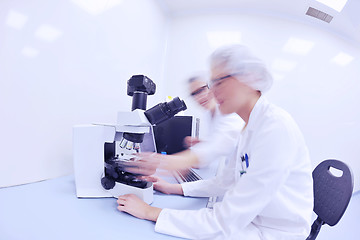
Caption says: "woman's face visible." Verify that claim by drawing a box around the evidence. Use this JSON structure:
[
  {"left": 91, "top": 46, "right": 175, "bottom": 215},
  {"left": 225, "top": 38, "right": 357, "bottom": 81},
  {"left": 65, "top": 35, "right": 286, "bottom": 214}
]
[
  {"left": 189, "top": 80, "right": 213, "bottom": 110},
  {"left": 210, "top": 66, "right": 253, "bottom": 115}
]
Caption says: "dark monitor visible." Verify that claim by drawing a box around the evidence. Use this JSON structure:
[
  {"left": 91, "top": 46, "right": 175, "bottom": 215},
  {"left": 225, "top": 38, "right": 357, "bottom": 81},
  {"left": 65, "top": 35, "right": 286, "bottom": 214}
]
[{"left": 153, "top": 116, "right": 197, "bottom": 155}]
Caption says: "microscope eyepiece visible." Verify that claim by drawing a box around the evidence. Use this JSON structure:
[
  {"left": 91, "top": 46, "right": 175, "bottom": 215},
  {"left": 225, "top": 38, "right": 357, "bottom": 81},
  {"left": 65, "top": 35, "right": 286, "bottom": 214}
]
[{"left": 144, "top": 97, "right": 187, "bottom": 125}]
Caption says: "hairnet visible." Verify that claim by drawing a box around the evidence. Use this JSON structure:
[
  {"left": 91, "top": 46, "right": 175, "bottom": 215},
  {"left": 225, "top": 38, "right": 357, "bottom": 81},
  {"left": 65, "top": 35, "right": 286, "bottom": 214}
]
[{"left": 209, "top": 44, "right": 273, "bottom": 93}]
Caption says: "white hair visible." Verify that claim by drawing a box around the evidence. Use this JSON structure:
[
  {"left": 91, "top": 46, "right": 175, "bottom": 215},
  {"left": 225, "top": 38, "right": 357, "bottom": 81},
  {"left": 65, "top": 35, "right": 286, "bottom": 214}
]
[{"left": 209, "top": 44, "right": 273, "bottom": 93}]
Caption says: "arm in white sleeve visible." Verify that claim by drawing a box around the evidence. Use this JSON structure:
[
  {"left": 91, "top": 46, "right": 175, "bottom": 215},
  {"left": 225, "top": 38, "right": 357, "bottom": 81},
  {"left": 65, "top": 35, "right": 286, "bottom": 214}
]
[
  {"left": 155, "top": 122, "right": 297, "bottom": 239},
  {"left": 192, "top": 113, "right": 243, "bottom": 167},
  {"left": 181, "top": 154, "right": 237, "bottom": 197}
]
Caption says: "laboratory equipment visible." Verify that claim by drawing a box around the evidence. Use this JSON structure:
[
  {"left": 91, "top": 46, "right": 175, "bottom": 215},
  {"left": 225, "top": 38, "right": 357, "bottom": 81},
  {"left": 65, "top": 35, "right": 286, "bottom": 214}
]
[{"left": 73, "top": 75, "right": 186, "bottom": 204}]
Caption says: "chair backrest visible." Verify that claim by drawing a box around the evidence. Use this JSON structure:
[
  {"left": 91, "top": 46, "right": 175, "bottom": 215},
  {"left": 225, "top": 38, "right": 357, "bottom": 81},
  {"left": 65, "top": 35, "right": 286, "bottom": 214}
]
[
  {"left": 312, "top": 159, "right": 353, "bottom": 226},
  {"left": 306, "top": 159, "right": 354, "bottom": 240}
]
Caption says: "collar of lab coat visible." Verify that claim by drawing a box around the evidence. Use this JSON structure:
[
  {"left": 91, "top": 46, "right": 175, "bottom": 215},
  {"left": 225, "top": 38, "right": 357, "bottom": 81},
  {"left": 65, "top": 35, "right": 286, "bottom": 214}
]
[{"left": 245, "top": 95, "right": 267, "bottom": 132}]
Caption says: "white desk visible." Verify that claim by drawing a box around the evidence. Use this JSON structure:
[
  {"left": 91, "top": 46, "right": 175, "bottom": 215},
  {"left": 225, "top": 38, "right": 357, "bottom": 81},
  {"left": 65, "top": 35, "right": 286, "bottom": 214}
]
[{"left": 0, "top": 175, "right": 209, "bottom": 240}]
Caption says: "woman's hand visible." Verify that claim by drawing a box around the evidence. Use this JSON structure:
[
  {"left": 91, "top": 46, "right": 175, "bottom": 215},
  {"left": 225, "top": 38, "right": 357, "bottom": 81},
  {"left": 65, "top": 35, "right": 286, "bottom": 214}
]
[
  {"left": 142, "top": 176, "right": 184, "bottom": 195},
  {"left": 183, "top": 136, "right": 201, "bottom": 148},
  {"left": 122, "top": 152, "right": 160, "bottom": 176},
  {"left": 117, "top": 194, "right": 162, "bottom": 222},
  {"left": 128, "top": 151, "right": 199, "bottom": 173}
]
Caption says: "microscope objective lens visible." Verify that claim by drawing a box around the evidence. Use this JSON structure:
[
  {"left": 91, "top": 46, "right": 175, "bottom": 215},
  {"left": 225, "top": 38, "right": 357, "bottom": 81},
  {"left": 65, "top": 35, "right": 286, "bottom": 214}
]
[
  {"left": 126, "top": 141, "right": 133, "bottom": 150},
  {"left": 119, "top": 138, "right": 127, "bottom": 148},
  {"left": 134, "top": 143, "right": 140, "bottom": 151}
]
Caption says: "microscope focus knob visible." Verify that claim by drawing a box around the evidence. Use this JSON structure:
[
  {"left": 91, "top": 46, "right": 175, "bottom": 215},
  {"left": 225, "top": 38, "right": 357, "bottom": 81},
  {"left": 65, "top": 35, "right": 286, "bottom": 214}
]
[{"left": 101, "top": 176, "right": 115, "bottom": 190}]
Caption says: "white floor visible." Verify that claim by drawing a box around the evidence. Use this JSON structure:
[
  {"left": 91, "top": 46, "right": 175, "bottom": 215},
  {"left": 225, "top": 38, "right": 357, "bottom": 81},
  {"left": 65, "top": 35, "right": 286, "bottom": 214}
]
[{"left": 315, "top": 191, "right": 360, "bottom": 240}]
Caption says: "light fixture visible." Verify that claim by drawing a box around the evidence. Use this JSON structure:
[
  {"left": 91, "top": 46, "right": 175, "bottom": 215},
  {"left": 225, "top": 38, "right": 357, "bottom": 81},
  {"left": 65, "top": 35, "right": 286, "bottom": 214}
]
[
  {"left": 315, "top": 0, "right": 348, "bottom": 12},
  {"left": 331, "top": 52, "right": 354, "bottom": 66},
  {"left": 5, "top": 10, "right": 28, "bottom": 30},
  {"left": 71, "top": 0, "right": 123, "bottom": 15},
  {"left": 207, "top": 31, "right": 241, "bottom": 49},
  {"left": 21, "top": 47, "right": 39, "bottom": 58},
  {"left": 34, "top": 24, "right": 63, "bottom": 42},
  {"left": 282, "top": 37, "right": 315, "bottom": 56},
  {"left": 271, "top": 59, "right": 297, "bottom": 72}
]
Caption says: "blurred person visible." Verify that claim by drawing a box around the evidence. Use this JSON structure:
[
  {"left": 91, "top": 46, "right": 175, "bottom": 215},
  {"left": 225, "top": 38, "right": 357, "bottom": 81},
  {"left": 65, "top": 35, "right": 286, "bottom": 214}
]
[
  {"left": 125, "top": 74, "right": 244, "bottom": 173},
  {"left": 184, "top": 74, "right": 244, "bottom": 167},
  {"left": 117, "top": 44, "right": 313, "bottom": 240}
]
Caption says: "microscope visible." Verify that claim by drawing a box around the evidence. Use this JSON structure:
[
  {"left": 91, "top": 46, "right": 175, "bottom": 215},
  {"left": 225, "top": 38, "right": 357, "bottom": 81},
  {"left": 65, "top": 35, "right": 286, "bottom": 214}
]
[{"left": 73, "top": 75, "right": 187, "bottom": 204}]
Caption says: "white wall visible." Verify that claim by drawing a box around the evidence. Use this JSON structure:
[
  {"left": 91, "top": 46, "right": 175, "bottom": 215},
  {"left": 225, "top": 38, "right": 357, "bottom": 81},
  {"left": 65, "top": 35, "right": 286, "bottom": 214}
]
[
  {"left": 0, "top": 0, "right": 168, "bottom": 187},
  {"left": 2, "top": 2, "right": 359, "bottom": 192},
  {"left": 163, "top": 13, "right": 360, "bottom": 191}
]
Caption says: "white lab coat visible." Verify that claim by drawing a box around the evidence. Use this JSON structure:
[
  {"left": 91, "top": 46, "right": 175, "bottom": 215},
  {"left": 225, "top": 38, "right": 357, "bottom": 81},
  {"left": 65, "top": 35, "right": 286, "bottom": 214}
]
[
  {"left": 155, "top": 97, "right": 314, "bottom": 240},
  {"left": 191, "top": 106, "right": 244, "bottom": 167}
]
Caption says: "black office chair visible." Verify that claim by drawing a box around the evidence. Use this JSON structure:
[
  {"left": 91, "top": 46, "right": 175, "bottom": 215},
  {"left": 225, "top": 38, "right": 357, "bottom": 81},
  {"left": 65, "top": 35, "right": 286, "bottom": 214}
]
[{"left": 306, "top": 159, "right": 354, "bottom": 240}]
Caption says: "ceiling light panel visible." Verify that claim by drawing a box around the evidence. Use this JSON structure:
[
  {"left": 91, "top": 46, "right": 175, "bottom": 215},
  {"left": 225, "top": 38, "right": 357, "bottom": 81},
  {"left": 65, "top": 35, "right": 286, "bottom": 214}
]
[
  {"left": 34, "top": 24, "right": 63, "bottom": 42},
  {"left": 315, "top": 0, "right": 348, "bottom": 12},
  {"left": 6, "top": 10, "right": 28, "bottom": 30},
  {"left": 331, "top": 52, "right": 354, "bottom": 66},
  {"left": 282, "top": 37, "right": 315, "bottom": 56},
  {"left": 71, "top": 0, "right": 123, "bottom": 15}
]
